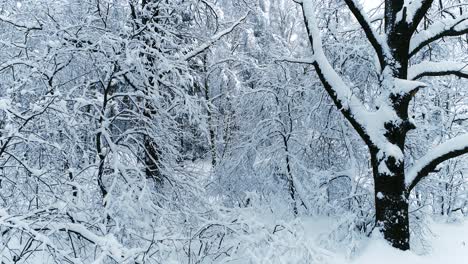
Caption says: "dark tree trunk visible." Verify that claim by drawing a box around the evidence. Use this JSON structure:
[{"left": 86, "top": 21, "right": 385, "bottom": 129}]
[
  {"left": 374, "top": 0, "right": 412, "bottom": 249},
  {"left": 375, "top": 194, "right": 410, "bottom": 250},
  {"left": 202, "top": 53, "right": 217, "bottom": 168},
  {"left": 144, "top": 131, "right": 162, "bottom": 183},
  {"left": 370, "top": 110, "right": 411, "bottom": 250},
  {"left": 374, "top": 172, "right": 410, "bottom": 250}
]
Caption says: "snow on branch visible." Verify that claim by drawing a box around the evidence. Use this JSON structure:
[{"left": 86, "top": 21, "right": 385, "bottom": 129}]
[
  {"left": 0, "top": 15, "right": 42, "bottom": 30},
  {"left": 50, "top": 223, "right": 142, "bottom": 262},
  {"left": 0, "top": 207, "right": 142, "bottom": 263},
  {"left": 343, "top": 0, "right": 388, "bottom": 67},
  {"left": 274, "top": 57, "right": 315, "bottom": 64},
  {"left": 396, "top": 0, "right": 434, "bottom": 28},
  {"left": 182, "top": 12, "right": 249, "bottom": 61},
  {"left": 301, "top": 0, "right": 372, "bottom": 146},
  {"left": 408, "top": 61, "right": 468, "bottom": 80},
  {"left": 410, "top": 14, "right": 468, "bottom": 57},
  {"left": 409, "top": 0, "right": 434, "bottom": 28},
  {"left": 406, "top": 134, "right": 468, "bottom": 191}
]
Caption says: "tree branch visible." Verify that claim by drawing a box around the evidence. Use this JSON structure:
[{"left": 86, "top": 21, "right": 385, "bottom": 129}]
[
  {"left": 406, "top": 134, "right": 468, "bottom": 191},
  {"left": 0, "top": 15, "right": 42, "bottom": 31},
  {"left": 182, "top": 12, "right": 249, "bottom": 61},
  {"left": 301, "top": 0, "right": 373, "bottom": 147},
  {"left": 274, "top": 57, "right": 315, "bottom": 64},
  {"left": 408, "top": 0, "right": 434, "bottom": 32},
  {"left": 343, "top": 0, "right": 387, "bottom": 67},
  {"left": 410, "top": 14, "right": 468, "bottom": 57},
  {"left": 408, "top": 61, "right": 468, "bottom": 80}
]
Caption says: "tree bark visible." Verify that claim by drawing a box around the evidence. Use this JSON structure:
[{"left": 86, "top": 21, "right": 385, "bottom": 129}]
[
  {"left": 375, "top": 192, "right": 410, "bottom": 250},
  {"left": 373, "top": 167, "right": 410, "bottom": 250}
]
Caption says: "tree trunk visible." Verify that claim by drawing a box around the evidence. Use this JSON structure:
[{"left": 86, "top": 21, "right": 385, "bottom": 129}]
[
  {"left": 375, "top": 185, "right": 410, "bottom": 250},
  {"left": 373, "top": 156, "right": 410, "bottom": 250},
  {"left": 202, "top": 53, "right": 217, "bottom": 168},
  {"left": 144, "top": 132, "right": 162, "bottom": 183}
]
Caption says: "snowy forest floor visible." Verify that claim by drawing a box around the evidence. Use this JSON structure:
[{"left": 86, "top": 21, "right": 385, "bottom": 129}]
[
  {"left": 337, "top": 220, "right": 468, "bottom": 264},
  {"left": 247, "top": 215, "right": 468, "bottom": 263},
  {"left": 188, "top": 162, "right": 468, "bottom": 264}
]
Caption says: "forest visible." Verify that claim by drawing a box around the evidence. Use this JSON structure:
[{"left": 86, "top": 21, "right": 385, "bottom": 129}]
[{"left": 0, "top": 0, "right": 467, "bottom": 263}]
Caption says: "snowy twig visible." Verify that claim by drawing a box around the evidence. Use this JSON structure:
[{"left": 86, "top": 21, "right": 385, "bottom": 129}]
[
  {"left": 274, "top": 57, "right": 315, "bottom": 64},
  {"left": 182, "top": 12, "right": 250, "bottom": 61}
]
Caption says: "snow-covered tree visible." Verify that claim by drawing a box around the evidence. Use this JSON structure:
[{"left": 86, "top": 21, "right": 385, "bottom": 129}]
[{"left": 299, "top": 0, "right": 468, "bottom": 250}]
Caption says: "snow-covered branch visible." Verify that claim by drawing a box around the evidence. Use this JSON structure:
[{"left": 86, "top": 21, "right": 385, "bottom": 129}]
[
  {"left": 343, "top": 0, "right": 388, "bottom": 67},
  {"left": 182, "top": 12, "right": 249, "bottom": 61},
  {"left": 410, "top": 14, "right": 468, "bottom": 57},
  {"left": 0, "top": 15, "right": 42, "bottom": 30},
  {"left": 408, "top": 61, "right": 468, "bottom": 80},
  {"left": 274, "top": 57, "right": 315, "bottom": 64},
  {"left": 406, "top": 134, "right": 468, "bottom": 191},
  {"left": 0, "top": 207, "right": 141, "bottom": 263},
  {"left": 50, "top": 223, "right": 142, "bottom": 262},
  {"left": 301, "top": 0, "right": 372, "bottom": 146},
  {"left": 399, "top": 0, "right": 434, "bottom": 30}
]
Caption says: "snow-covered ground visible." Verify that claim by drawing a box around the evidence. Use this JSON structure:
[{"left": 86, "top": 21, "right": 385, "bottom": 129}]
[
  {"left": 189, "top": 161, "right": 468, "bottom": 264},
  {"left": 347, "top": 221, "right": 468, "bottom": 264},
  {"left": 212, "top": 210, "right": 468, "bottom": 263},
  {"left": 300, "top": 217, "right": 468, "bottom": 264}
]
